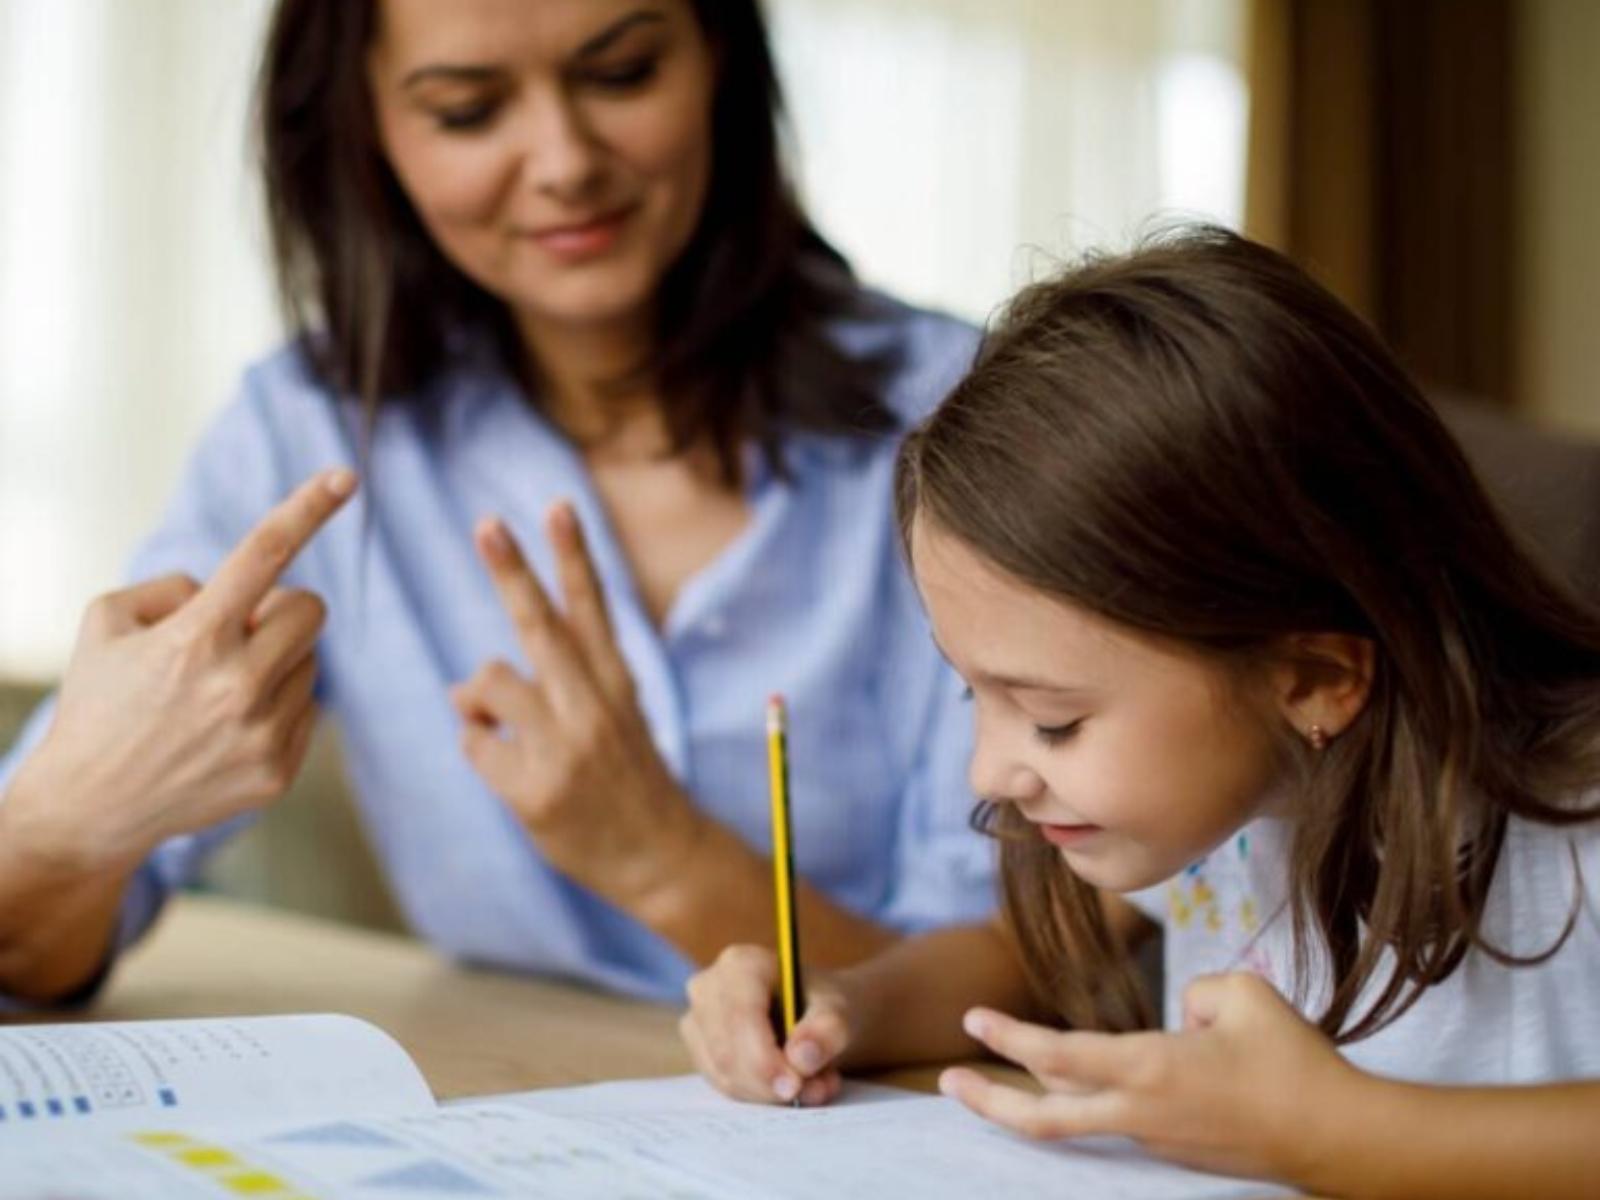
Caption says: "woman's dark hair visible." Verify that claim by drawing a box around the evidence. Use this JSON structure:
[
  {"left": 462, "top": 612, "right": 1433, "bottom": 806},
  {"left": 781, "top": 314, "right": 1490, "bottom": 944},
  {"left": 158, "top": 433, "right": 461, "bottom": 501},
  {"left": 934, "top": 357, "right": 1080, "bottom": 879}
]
[
  {"left": 896, "top": 225, "right": 1600, "bottom": 1041},
  {"left": 257, "top": 0, "right": 893, "bottom": 478}
]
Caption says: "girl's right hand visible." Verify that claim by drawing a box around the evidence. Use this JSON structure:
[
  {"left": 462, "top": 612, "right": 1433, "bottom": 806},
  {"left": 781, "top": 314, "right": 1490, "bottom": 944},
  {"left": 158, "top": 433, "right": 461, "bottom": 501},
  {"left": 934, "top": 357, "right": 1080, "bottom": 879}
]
[
  {"left": 681, "top": 944, "right": 855, "bottom": 1107},
  {"left": 0, "top": 469, "right": 357, "bottom": 878}
]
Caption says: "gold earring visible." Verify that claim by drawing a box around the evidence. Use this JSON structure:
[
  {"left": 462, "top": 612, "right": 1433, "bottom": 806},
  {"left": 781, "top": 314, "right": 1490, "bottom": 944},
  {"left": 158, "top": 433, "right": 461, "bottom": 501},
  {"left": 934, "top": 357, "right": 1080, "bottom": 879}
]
[{"left": 1307, "top": 724, "right": 1329, "bottom": 751}]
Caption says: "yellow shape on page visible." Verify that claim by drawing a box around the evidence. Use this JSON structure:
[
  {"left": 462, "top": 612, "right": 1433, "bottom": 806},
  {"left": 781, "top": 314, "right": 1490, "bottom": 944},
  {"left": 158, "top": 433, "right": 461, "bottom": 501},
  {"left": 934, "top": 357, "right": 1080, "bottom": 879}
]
[
  {"left": 130, "top": 1134, "right": 314, "bottom": 1199},
  {"left": 131, "top": 1131, "right": 196, "bottom": 1148},
  {"left": 220, "top": 1169, "right": 298, "bottom": 1195},
  {"left": 177, "top": 1146, "right": 242, "bottom": 1169}
]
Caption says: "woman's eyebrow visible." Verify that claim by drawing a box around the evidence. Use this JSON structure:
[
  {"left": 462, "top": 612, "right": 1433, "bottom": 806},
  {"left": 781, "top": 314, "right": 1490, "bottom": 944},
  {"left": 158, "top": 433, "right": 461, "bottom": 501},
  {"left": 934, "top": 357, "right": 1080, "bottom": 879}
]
[
  {"left": 400, "top": 10, "right": 667, "bottom": 90},
  {"left": 401, "top": 64, "right": 501, "bottom": 90},
  {"left": 572, "top": 9, "right": 667, "bottom": 61}
]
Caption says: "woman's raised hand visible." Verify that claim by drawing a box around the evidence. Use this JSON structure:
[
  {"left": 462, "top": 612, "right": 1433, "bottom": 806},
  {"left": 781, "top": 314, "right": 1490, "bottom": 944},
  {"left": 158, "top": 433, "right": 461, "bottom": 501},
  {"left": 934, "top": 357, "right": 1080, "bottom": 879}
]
[
  {"left": 1, "top": 469, "right": 356, "bottom": 875},
  {"left": 681, "top": 944, "right": 855, "bottom": 1107},
  {"left": 451, "top": 502, "right": 708, "bottom": 911}
]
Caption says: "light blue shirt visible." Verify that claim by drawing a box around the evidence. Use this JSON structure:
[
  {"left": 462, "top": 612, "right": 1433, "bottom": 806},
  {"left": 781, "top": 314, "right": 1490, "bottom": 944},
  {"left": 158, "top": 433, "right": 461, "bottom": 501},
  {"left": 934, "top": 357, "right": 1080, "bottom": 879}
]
[{"left": 0, "top": 293, "right": 993, "bottom": 1002}]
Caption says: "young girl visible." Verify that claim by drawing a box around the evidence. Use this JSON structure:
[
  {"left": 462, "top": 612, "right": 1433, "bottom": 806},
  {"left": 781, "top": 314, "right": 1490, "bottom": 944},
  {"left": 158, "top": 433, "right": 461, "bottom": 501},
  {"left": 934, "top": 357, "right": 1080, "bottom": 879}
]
[{"left": 679, "top": 227, "right": 1600, "bottom": 1197}]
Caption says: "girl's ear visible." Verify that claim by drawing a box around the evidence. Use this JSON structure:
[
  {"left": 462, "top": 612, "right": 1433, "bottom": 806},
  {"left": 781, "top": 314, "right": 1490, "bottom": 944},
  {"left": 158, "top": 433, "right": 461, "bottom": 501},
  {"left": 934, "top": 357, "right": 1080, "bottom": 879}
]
[{"left": 1269, "top": 633, "right": 1375, "bottom": 744}]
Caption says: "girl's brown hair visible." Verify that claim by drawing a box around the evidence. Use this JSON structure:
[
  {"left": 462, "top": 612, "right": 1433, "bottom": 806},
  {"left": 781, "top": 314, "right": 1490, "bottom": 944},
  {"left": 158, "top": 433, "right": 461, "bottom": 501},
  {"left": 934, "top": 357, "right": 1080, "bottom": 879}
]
[
  {"left": 256, "top": 0, "right": 893, "bottom": 480},
  {"left": 896, "top": 226, "right": 1600, "bottom": 1041}
]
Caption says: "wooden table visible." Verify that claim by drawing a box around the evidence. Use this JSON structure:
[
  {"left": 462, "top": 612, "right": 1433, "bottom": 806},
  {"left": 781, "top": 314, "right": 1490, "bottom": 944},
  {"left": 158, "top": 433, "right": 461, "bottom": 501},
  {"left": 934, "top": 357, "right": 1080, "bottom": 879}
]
[
  {"left": 68, "top": 896, "right": 1306, "bottom": 1198},
  {"left": 79, "top": 894, "right": 948, "bottom": 1101}
]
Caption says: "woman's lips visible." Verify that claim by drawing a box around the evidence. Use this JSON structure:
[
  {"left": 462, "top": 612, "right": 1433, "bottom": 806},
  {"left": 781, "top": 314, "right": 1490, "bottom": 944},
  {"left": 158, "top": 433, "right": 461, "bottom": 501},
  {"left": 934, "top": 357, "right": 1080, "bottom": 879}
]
[
  {"left": 1038, "top": 822, "right": 1103, "bottom": 849},
  {"left": 521, "top": 207, "right": 634, "bottom": 261}
]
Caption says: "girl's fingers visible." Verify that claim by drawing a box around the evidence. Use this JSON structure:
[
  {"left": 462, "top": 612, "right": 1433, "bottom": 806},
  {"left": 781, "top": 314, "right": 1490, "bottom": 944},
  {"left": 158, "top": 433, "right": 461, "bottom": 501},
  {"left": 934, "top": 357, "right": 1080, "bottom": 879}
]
[
  {"left": 962, "top": 1008, "right": 1140, "bottom": 1091},
  {"left": 684, "top": 947, "right": 799, "bottom": 1103},
  {"left": 680, "top": 997, "right": 789, "bottom": 1103},
  {"left": 474, "top": 516, "right": 597, "bottom": 715},
  {"left": 678, "top": 1014, "right": 739, "bottom": 1099},
  {"left": 544, "top": 502, "right": 633, "bottom": 696},
  {"left": 785, "top": 1001, "right": 850, "bottom": 1078},
  {"left": 733, "top": 1006, "right": 794, "bottom": 1102},
  {"left": 938, "top": 1069, "right": 1123, "bottom": 1142},
  {"left": 1180, "top": 970, "right": 1284, "bottom": 1031},
  {"left": 796, "top": 1068, "right": 842, "bottom": 1108}
]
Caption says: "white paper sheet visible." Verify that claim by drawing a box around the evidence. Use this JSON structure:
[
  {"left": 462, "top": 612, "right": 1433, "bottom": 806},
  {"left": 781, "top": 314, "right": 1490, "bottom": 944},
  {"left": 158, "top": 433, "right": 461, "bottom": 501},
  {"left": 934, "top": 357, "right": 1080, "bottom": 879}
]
[
  {"left": 504, "top": 1075, "right": 1293, "bottom": 1199},
  {"left": 0, "top": 1051, "right": 1290, "bottom": 1198}
]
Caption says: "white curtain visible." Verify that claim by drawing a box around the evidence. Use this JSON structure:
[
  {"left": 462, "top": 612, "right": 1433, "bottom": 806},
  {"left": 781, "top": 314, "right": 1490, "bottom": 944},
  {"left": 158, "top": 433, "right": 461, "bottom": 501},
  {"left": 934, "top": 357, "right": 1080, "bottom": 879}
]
[
  {"left": 0, "top": 0, "right": 1246, "bottom": 681},
  {"left": 769, "top": 0, "right": 1249, "bottom": 321},
  {"left": 0, "top": 0, "right": 280, "bottom": 679}
]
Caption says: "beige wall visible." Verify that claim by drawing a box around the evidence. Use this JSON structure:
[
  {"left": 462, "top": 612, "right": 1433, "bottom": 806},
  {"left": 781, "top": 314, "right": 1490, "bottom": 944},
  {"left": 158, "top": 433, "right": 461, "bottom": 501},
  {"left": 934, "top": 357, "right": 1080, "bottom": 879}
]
[{"left": 1518, "top": 0, "right": 1600, "bottom": 434}]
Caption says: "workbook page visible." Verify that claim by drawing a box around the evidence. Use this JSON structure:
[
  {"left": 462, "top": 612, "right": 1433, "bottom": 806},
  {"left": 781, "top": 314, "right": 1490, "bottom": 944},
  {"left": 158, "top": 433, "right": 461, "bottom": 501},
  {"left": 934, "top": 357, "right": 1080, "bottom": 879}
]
[
  {"left": 0, "top": 1014, "right": 433, "bottom": 1139},
  {"left": 0, "top": 1077, "right": 1290, "bottom": 1199},
  {"left": 0, "top": 1103, "right": 741, "bottom": 1200},
  {"left": 506, "top": 1075, "right": 1294, "bottom": 1200}
]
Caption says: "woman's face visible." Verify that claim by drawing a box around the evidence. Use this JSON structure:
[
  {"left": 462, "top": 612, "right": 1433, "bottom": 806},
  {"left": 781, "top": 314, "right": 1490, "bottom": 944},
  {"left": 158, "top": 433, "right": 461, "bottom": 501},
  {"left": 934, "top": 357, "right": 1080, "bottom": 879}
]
[
  {"left": 910, "top": 514, "right": 1284, "bottom": 893},
  {"left": 368, "top": 0, "right": 715, "bottom": 335}
]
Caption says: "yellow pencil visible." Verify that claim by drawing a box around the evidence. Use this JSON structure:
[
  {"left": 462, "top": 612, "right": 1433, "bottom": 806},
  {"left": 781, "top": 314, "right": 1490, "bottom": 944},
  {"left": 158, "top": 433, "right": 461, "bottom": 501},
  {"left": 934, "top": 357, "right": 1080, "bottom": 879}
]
[{"left": 766, "top": 694, "right": 806, "bottom": 1048}]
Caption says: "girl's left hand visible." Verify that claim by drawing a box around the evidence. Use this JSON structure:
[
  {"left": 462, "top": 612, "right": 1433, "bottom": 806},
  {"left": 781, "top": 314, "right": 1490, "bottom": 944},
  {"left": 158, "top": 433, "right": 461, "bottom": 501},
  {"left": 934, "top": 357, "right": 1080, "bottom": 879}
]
[
  {"left": 940, "top": 971, "right": 1367, "bottom": 1186},
  {"left": 450, "top": 502, "right": 706, "bottom": 912}
]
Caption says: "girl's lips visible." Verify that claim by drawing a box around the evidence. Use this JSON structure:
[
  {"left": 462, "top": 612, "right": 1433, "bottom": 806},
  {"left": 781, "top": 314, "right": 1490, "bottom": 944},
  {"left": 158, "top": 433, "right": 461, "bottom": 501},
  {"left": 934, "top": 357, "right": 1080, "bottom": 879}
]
[{"left": 1038, "top": 822, "right": 1103, "bottom": 849}]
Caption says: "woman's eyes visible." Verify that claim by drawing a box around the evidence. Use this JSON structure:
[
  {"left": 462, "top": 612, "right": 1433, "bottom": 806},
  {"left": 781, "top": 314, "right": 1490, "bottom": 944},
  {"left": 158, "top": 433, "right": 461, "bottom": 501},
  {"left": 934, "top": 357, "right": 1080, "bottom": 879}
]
[
  {"left": 428, "top": 58, "right": 659, "bottom": 132},
  {"left": 434, "top": 102, "right": 499, "bottom": 132},
  {"left": 581, "top": 57, "right": 659, "bottom": 91}
]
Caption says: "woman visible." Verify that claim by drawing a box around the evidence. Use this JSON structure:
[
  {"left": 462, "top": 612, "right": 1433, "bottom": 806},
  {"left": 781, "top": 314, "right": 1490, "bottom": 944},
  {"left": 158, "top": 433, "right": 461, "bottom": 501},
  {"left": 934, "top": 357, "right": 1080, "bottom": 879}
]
[{"left": 0, "top": 0, "right": 990, "bottom": 1004}]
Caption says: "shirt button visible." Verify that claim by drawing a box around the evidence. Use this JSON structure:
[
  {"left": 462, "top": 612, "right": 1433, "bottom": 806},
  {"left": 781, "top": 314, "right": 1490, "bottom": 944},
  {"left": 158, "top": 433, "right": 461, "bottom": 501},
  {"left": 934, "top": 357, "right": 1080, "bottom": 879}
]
[{"left": 701, "top": 613, "right": 728, "bottom": 638}]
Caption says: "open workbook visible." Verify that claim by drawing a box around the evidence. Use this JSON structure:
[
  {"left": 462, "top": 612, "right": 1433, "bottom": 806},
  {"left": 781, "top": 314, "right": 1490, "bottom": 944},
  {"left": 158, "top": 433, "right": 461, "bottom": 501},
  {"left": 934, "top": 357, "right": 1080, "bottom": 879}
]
[{"left": 0, "top": 1014, "right": 1287, "bottom": 1199}]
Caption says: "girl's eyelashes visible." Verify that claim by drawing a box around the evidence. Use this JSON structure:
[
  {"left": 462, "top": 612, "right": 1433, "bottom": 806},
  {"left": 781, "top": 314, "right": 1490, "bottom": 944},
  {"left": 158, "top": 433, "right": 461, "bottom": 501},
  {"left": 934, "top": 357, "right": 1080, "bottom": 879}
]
[
  {"left": 959, "top": 684, "right": 1081, "bottom": 746},
  {"left": 1033, "top": 719, "right": 1084, "bottom": 748}
]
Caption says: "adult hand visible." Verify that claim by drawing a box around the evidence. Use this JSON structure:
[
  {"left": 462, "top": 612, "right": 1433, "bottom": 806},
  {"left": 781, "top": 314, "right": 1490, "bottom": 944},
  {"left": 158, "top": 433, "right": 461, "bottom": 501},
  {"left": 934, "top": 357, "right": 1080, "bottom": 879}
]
[
  {"left": 451, "top": 502, "right": 707, "bottom": 911},
  {"left": 940, "top": 971, "right": 1368, "bottom": 1186},
  {"left": 1, "top": 469, "right": 357, "bottom": 877},
  {"left": 681, "top": 944, "right": 855, "bottom": 1107}
]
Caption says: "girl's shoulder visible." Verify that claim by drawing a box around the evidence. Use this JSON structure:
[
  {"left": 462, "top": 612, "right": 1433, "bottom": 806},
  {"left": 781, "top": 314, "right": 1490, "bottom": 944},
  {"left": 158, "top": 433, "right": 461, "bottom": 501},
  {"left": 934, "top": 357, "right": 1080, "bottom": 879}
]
[{"left": 1499, "top": 806, "right": 1600, "bottom": 920}]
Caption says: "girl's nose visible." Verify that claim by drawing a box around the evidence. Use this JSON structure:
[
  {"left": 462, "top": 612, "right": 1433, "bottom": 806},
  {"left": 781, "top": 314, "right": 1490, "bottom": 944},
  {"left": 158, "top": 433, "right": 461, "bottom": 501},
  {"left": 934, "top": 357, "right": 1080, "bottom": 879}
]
[{"left": 967, "top": 740, "right": 1044, "bottom": 809}]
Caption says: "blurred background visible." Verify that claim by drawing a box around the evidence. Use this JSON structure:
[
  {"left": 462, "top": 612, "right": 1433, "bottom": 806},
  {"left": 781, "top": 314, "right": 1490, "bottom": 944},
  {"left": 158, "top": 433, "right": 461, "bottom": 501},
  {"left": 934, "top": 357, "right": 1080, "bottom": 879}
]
[{"left": 1, "top": 0, "right": 1596, "bottom": 929}]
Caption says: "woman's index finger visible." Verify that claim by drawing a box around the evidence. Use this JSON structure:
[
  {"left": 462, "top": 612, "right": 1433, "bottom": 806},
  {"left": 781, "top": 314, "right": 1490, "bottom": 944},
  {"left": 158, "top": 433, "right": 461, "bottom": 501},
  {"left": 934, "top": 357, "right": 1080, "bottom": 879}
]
[{"left": 187, "top": 469, "right": 356, "bottom": 633}]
